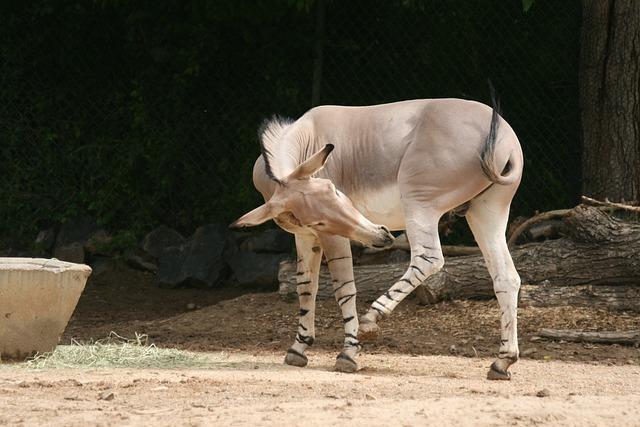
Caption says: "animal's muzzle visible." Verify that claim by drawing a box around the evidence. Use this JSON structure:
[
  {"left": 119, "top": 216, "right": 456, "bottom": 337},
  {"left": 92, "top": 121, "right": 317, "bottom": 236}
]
[{"left": 371, "top": 225, "right": 395, "bottom": 249}]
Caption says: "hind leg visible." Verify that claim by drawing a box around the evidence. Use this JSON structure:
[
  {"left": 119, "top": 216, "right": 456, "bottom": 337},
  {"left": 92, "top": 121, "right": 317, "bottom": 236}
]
[
  {"left": 359, "top": 208, "right": 444, "bottom": 340},
  {"left": 466, "top": 185, "right": 521, "bottom": 380}
]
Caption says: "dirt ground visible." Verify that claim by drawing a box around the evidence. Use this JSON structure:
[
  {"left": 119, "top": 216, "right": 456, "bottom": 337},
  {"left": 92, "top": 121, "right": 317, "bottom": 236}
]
[{"left": 2, "top": 264, "right": 640, "bottom": 426}]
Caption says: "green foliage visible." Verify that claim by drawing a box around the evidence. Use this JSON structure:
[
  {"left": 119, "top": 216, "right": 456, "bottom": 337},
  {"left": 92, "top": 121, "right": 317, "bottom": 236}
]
[{"left": 522, "top": 0, "right": 535, "bottom": 13}]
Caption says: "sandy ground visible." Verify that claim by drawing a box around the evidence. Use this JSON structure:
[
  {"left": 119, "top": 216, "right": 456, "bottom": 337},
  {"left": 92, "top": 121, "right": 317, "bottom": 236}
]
[
  {"left": 1, "top": 352, "right": 639, "bottom": 427},
  {"left": 2, "top": 265, "right": 639, "bottom": 426}
]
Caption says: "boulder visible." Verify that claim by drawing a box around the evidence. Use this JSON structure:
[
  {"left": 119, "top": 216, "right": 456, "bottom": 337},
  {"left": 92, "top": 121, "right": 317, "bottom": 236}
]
[
  {"left": 53, "top": 242, "right": 85, "bottom": 264},
  {"left": 156, "top": 224, "right": 228, "bottom": 288},
  {"left": 124, "top": 251, "right": 158, "bottom": 272},
  {"left": 53, "top": 217, "right": 96, "bottom": 263},
  {"left": 239, "top": 228, "right": 293, "bottom": 253},
  {"left": 141, "top": 226, "right": 186, "bottom": 259},
  {"left": 227, "top": 251, "right": 290, "bottom": 288},
  {"left": 157, "top": 246, "right": 187, "bottom": 287}
]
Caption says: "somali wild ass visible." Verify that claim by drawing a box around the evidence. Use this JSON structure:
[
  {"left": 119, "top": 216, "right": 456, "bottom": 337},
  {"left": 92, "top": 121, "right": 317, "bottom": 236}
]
[{"left": 231, "top": 96, "right": 523, "bottom": 380}]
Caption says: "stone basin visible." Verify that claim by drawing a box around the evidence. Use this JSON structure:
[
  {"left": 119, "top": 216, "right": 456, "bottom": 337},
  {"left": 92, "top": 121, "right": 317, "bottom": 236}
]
[{"left": 0, "top": 258, "right": 91, "bottom": 361}]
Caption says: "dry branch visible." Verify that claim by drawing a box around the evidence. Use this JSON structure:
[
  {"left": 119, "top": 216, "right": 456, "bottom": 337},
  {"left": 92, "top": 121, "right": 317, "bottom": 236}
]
[
  {"left": 537, "top": 328, "right": 640, "bottom": 346},
  {"left": 581, "top": 195, "right": 640, "bottom": 213}
]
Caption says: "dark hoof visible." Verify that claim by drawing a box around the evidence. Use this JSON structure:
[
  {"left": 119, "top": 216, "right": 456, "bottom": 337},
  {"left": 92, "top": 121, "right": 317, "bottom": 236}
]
[
  {"left": 284, "top": 349, "right": 308, "bottom": 367},
  {"left": 487, "top": 362, "right": 511, "bottom": 381},
  {"left": 334, "top": 353, "right": 358, "bottom": 373},
  {"left": 357, "top": 321, "right": 380, "bottom": 342}
]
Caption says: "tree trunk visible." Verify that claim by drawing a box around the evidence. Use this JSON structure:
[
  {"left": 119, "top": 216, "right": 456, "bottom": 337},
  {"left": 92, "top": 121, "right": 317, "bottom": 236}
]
[
  {"left": 580, "top": 0, "right": 640, "bottom": 202},
  {"left": 278, "top": 206, "right": 640, "bottom": 311}
]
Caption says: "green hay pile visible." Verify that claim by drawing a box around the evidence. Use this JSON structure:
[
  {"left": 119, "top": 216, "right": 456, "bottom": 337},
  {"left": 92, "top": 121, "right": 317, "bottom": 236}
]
[{"left": 25, "top": 332, "right": 217, "bottom": 369}]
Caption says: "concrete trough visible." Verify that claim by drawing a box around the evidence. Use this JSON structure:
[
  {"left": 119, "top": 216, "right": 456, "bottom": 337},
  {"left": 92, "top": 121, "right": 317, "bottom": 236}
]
[{"left": 0, "top": 258, "right": 91, "bottom": 361}]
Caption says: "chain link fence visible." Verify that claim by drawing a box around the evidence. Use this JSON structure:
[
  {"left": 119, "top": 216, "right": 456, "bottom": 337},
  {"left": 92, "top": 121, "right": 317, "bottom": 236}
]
[{"left": 0, "top": 1, "right": 581, "bottom": 244}]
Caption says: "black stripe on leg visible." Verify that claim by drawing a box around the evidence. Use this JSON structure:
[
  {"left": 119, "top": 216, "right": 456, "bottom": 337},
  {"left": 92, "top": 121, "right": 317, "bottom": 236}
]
[
  {"left": 343, "top": 316, "right": 355, "bottom": 324},
  {"left": 382, "top": 291, "right": 397, "bottom": 302},
  {"left": 296, "top": 334, "right": 315, "bottom": 346},
  {"left": 299, "top": 323, "right": 308, "bottom": 331},
  {"left": 333, "top": 280, "right": 355, "bottom": 292},
  {"left": 298, "top": 291, "right": 312, "bottom": 296},
  {"left": 337, "top": 293, "right": 355, "bottom": 306},
  {"left": 300, "top": 309, "right": 309, "bottom": 316},
  {"left": 410, "top": 265, "right": 425, "bottom": 276},
  {"left": 297, "top": 280, "right": 311, "bottom": 286},
  {"left": 416, "top": 254, "right": 437, "bottom": 263},
  {"left": 371, "top": 306, "right": 385, "bottom": 317},
  {"left": 399, "top": 278, "right": 413, "bottom": 286},
  {"left": 327, "top": 256, "right": 352, "bottom": 263}
]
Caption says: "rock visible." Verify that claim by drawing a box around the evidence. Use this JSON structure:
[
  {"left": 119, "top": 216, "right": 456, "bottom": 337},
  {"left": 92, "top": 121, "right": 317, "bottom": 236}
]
[
  {"left": 125, "top": 252, "right": 158, "bottom": 272},
  {"left": 530, "top": 336, "right": 543, "bottom": 342},
  {"left": 227, "top": 251, "right": 290, "bottom": 288},
  {"left": 53, "top": 242, "right": 85, "bottom": 264},
  {"left": 53, "top": 217, "right": 96, "bottom": 264},
  {"left": 157, "top": 224, "right": 229, "bottom": 288},
  {"left": 181, "top": 224, "right": 229, "bottom": 287},
  {"left": 141, "top": 226, "right": 186, "bottom": 259},
  {"left": 34, "top": 228, "right": 56, "bottom": 253},
  {"left": 186, "top": 303, "right": 196, "bottom": 310},
  {"left": 56, "top": 217, "right": 96, "bottom": 247},
  {"left": 522, "top": 347, "right": 538, "bottom": 357},
  {"left": 239, "top": 229, "right": 293, "bottom": 254},
  {"left": 449, "top": 344, "right": 458, "bottom": 354},
  {"left": 98, "top": 391, "right": 115, "bottom": 401},
  {"left": 90, "top": 256, "right": 118, "bottom": 280},
  {"left": 536, "top": 388, "right": 550, "bottom": 398},
  {"left": 157, "top": 246, "right": 187, "bottom": 287},
  {"left": 473, "top": 335, "right": 484, "bottom": 341}
]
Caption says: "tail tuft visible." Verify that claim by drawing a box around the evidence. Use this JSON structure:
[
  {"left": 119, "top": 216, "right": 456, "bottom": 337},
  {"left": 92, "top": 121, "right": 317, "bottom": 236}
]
[{"left": 479, "top": 80, "right": 515, "bottom": 185}]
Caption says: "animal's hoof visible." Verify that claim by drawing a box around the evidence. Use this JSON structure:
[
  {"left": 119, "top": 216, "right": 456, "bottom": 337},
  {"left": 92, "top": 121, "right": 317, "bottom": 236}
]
[
  {"left": 357, "top": 321, "right": 380, "bottom": 342},
  {"left": 334, "top": 353, "right": 358, "bottom": 373},
  {"left": 486, "top": 362, "right": 511, "bottom": 381},
  {"left": 284, "top": 349, "right": 308, "bottom": 367}
]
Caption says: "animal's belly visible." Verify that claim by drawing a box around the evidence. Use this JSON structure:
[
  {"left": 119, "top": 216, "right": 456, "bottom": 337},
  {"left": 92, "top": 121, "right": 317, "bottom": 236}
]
[{"left": 352, "top": 185, "right": 405, "bottom": 231}]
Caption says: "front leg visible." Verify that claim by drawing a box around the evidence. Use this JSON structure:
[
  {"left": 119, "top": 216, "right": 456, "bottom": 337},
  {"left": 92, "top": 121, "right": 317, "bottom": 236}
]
[
  {"left": 318, "top": 234, "right": 359, "bottom": 373},
  {"left": 284, "top": 233, "right": 323, "bottom": 368}
]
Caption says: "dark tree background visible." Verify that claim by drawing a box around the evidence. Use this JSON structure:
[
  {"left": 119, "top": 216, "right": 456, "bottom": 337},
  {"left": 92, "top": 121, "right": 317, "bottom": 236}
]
[
  {"left": 0, "top": 1, "right": 582, "bottom": 245},
  {"left": 580, "top": 0, "right": 640, "bottom": 203}
]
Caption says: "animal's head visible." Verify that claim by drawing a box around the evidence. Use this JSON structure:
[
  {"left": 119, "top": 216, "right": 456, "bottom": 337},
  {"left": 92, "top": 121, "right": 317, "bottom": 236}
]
[{"left": 230, "top": 138, "right": 394, "bottom": 249}]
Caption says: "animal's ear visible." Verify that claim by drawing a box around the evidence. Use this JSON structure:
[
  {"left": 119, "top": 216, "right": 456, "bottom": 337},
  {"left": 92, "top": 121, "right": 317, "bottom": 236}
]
[
  {"left": 286, "top": 144, "right": 334, "bottom": 181},
  {"left": 229, "top": 203, "right": 274, "bottom": 228}
]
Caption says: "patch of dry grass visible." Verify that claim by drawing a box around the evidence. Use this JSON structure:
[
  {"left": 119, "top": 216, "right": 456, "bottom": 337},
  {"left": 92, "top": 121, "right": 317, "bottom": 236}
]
[{"left": 23, "top": 332, "right": 221, "bottom": 369}]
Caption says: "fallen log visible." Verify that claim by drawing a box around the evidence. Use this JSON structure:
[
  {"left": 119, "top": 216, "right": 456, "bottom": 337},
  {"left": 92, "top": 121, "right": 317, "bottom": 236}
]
[
  {"left": 537, "top": 329, "right": 640, "bottom": 346},
  {"left": 278, "top": 205, "right": 640, "bottom": 311}
]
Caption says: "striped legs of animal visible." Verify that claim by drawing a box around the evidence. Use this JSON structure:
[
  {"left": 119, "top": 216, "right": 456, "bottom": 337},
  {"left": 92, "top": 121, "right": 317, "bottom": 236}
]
[
  {"left": 358, "top": 212, "right": 444, "bottom": 341},
  {"left": 466, "top": 187, "right": 521, "bottom": 380},
  {"left": 319, "top": 234, "right": 360, "bottom": 373},
  {"left": 284, "top": 233, "right": 323, "bottom": 367}
]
